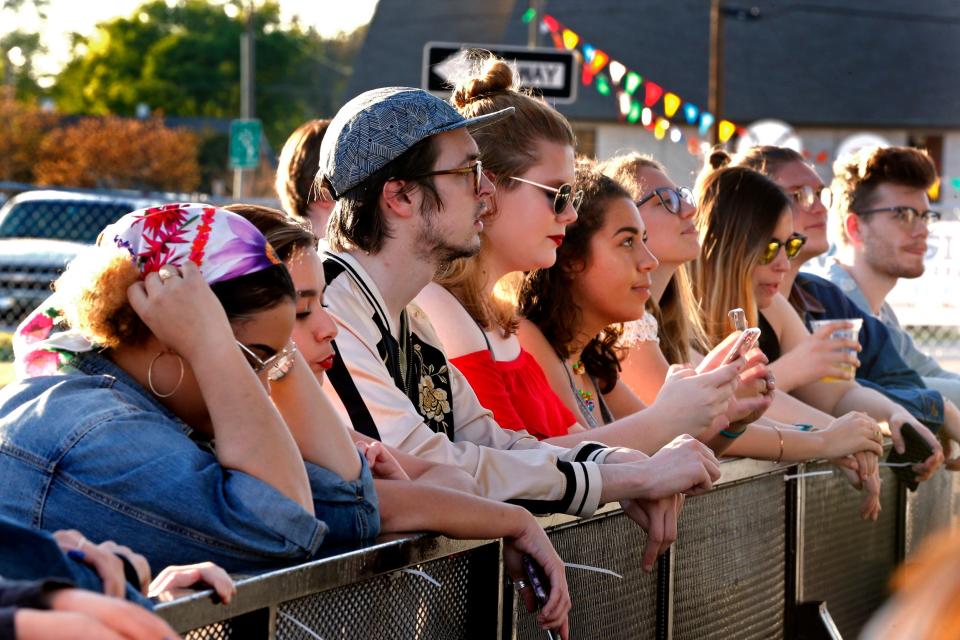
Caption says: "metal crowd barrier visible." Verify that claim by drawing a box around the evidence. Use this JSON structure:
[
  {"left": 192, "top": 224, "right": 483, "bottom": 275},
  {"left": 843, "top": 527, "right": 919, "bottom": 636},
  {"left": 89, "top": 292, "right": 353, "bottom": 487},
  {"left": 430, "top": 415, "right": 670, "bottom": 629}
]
[{"left": 156, "top": 458, "right": 960, "bottom": 639}]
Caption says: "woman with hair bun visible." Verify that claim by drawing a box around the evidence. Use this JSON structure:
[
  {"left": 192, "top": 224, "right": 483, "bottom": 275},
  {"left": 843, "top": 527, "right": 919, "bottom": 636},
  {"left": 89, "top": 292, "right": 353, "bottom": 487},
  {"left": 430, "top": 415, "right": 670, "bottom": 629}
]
[{"left": 417, "top": 53, "right": 759, "bottom": 454}]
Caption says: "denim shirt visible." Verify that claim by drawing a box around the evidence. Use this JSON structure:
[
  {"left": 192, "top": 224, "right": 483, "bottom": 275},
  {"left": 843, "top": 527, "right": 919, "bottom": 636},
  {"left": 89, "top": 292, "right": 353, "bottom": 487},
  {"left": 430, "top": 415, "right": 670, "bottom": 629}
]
[
  {"left": 0, "top": 352, "right": 379, "bottom": 574},
  {"left": 792, "top": 271, "right": 944, "bottom": 429}
]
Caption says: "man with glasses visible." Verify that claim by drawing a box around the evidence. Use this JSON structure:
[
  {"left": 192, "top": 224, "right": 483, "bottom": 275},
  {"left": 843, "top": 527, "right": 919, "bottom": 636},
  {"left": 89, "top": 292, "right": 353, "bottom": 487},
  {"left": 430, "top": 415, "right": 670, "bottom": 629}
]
[
  {"left": 741, "top": 146, "right": 955, "bottom": 459},
  {"left": 821, "top": 146, "right": 960, "bottom": 412},
  {"left": 315, "top": 87, "right": 721, "bottom": 528}
]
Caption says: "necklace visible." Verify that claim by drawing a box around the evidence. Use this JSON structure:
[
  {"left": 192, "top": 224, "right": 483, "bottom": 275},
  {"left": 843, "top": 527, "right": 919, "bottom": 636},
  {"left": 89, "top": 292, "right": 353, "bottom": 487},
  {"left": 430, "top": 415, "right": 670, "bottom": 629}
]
[{"left": 570, "top": 360, "right": 596, "bottom": 413}]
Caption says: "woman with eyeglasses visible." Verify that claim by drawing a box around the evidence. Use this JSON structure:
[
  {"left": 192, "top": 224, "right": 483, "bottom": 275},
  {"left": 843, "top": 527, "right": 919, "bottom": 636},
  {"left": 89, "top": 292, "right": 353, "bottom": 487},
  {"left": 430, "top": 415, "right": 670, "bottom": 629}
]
[
  {"left": 692, "top": 152, "right": 943, "bottom": 487},
  {"left": 594, "top": 153, "right": 892, "bottom": 518},
  {"left": 415, "top": 54, "right": 757, "bottom": 454}
]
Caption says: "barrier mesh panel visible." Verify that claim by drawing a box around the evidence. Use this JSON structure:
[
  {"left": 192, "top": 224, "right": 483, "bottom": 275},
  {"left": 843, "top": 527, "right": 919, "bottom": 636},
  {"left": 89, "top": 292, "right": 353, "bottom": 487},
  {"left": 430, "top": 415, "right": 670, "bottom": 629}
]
[
  {"left": 905, "top": 470, "right": 956, "bottom": 555},
  {"left": 673, "top": 473, "right": 786, "bottom": 640},
  {"left": 512, "top": 511, "right": 657, "bottom": 640},
  {"left": 184, "top": 622, "right": 233, "bottom": 640},
  {"left": 275, "top": 545, "right": 499, "bottom": 640},
  {"left": 799, "top": 465, "right": 899, "bottom": 638}
]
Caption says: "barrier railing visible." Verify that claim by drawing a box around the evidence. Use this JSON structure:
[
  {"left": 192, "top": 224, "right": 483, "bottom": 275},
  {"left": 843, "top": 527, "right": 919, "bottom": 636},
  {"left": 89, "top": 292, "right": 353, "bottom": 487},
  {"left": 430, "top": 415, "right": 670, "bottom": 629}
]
[{"left": 156, "top": 458, "right": 960, "bottom": 639}]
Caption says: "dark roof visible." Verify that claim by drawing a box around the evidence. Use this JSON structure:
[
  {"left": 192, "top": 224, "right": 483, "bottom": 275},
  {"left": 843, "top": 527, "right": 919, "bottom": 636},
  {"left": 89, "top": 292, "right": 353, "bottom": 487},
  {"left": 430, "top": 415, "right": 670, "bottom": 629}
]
[{"left": 347, "top": 0, "right": 960, "bottom": 128}]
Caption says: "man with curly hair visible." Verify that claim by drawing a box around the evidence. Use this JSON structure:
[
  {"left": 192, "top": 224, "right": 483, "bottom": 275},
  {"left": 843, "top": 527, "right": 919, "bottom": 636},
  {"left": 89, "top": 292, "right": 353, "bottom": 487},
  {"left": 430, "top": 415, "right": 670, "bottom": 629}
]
[{"left": 825, "top": 145, "right": 960, "bottom": 408}]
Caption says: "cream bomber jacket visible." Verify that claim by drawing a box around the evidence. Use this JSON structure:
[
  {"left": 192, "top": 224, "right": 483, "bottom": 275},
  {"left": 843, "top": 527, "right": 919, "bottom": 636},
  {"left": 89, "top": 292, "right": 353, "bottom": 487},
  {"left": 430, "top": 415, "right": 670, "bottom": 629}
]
[{"left": 320, "top": 249, "right": 615, "bottom": 517}]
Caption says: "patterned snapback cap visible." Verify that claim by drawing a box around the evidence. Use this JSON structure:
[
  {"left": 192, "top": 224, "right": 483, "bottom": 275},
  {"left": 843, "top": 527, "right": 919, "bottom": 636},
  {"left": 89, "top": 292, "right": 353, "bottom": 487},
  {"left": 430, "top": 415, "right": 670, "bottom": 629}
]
[{"left": 318, "top": 87, "right": 514, "bottom": 198}]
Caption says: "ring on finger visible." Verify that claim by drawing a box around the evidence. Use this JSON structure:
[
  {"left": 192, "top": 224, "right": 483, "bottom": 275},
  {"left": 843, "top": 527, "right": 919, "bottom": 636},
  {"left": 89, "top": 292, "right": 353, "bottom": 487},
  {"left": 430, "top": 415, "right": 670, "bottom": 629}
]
[
  {"left": 514, "top": 579, "right": 528, "bottom": 590},
  {"left": 157, "top": 266, "right": 177, "bottom": 282}
]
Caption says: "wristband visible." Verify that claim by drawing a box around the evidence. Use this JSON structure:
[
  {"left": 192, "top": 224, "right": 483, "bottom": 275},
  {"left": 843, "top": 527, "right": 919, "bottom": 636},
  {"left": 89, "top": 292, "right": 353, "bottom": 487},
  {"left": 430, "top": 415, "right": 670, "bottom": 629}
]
[
  {"left": 795, "top": 423, "right": 815, "bottom": 432},
  {"left": 719, "top": 427, "right": 747, "bottom": 439}
]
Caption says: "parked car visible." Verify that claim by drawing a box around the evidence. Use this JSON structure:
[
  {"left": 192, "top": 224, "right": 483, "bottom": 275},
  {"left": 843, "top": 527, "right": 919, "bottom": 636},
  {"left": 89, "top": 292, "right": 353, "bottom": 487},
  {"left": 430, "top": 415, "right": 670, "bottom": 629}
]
[{"left": 0, "top": 190, "right": 161, "bottom": 328}]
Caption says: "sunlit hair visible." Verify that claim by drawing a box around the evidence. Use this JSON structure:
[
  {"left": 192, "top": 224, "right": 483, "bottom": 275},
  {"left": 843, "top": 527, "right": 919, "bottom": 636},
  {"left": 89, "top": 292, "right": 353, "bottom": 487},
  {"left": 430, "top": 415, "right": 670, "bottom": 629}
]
[
  {"left": 434, "top": 51, "right": 576, "bottom": 336},
  {"left": 598, "top": 152, "right": 707, "bottom": 364},
  {"left": 518, "top": 159, "right": 628, "bottom": 394},
  {"left": 729, "top": 145, "right": 805, "bottom": 178},
  {"left": 275, "top": 119, "right": 331, "bottom": 220},
  {"left": 224, "top": 204, "right": 317, "bottom": 262},
  {"left": 692, "top": 150, "right": 792, "bottom": 348},
  {"left": 54, "top": 210, "right": 295, "bottom": 349},
  {"left": 831, "top": 145, "right": 937, "bottom": 246}
]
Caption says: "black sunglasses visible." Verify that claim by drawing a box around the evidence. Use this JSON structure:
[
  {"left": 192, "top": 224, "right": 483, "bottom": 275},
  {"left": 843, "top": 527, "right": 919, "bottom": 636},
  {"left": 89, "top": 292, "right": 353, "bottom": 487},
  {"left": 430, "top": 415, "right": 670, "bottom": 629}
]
[
  {"left": 406, "top": 160, "right": 484, "bottom": 195},
  {"left": 760, "top": 232, "right": 807, "bottom": 265},
  {"left": 509, "top": 176, "right": 584, "bottom": 214},
  {"left": 635, "top": 186, "right": 695, "bottom": 214}
]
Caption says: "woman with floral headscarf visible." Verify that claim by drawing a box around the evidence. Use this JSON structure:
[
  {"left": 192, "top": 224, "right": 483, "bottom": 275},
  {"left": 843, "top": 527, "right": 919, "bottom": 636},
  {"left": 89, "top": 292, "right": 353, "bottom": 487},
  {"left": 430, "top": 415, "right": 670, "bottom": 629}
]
[{"left": 0, "top": 203, "right": 378, "bottom": 573}]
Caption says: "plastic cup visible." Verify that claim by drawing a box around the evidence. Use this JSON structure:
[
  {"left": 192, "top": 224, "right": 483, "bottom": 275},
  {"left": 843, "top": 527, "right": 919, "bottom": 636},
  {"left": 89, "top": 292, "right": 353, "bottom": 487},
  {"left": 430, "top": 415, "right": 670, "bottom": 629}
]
[{"left": 809, "top": 318, "right": 863, "bottom": 382}]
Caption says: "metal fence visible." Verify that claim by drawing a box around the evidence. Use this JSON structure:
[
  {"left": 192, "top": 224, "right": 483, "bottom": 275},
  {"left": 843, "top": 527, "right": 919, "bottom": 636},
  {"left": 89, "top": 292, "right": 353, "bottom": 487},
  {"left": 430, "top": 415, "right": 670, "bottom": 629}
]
[{"left": 156, "top": 458, "right": 960, "bottom": 640}]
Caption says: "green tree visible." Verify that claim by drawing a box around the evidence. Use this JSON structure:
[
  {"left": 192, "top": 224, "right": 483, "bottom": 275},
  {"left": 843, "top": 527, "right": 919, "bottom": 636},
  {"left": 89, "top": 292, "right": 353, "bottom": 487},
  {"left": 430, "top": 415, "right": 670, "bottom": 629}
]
[
  {"left": 1, "top": 0, "right": 49, "bottom": 99},
  {"left": 53, "top": 0, "right": 364, "bottom": 147}
]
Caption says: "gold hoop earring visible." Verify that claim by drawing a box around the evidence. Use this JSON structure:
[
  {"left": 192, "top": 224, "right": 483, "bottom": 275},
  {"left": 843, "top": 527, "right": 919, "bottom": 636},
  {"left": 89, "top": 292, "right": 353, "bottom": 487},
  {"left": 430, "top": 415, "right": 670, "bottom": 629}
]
[{"left": 147, "top": 351, "right": 184, "bottom": 398}]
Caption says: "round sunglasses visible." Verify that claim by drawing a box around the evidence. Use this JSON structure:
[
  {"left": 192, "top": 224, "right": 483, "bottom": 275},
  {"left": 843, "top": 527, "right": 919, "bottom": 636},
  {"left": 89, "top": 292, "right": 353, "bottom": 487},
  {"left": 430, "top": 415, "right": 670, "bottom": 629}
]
[
  {"left": 760, "top": 232, "right": 807, "bottom": 265},
  {"left": 635, "top": 186, "right": 695, "bottom": 214},
  {"left": 509, "top": 176, "right": 584, "bottom": 214}
]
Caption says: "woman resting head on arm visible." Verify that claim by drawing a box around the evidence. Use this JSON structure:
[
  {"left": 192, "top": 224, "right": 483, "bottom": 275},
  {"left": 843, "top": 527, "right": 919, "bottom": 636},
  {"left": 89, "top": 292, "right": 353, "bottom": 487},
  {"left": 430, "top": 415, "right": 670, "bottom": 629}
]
[
  {"left": 2, "top": 204, "right": 380, "bottom": 572},
  {"left": 229, "top": 204, "right": 573, "bottom": 638}
]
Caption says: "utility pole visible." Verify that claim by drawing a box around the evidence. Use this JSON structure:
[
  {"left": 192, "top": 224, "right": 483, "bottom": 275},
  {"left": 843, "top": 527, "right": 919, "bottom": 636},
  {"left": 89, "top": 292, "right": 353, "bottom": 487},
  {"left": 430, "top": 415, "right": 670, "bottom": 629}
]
[
  {"left": 234, "top": 0, "right": 256, "bottom": 199},
  {"left": 527, "top": 0, "right": 543, "bottom": 47},
  {"left": 708, "top": 0, "right": 724, "bottom": 146}
]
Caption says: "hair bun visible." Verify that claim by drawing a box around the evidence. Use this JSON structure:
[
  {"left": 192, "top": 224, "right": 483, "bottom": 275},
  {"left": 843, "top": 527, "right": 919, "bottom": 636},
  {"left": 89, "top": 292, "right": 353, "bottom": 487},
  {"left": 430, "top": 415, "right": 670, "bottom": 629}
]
[
  {"left": 451, "top": 56, "right": 516, "bottom": 108},
  {"left": 708, "top": 148, "right": 732, "bottom": 170}
]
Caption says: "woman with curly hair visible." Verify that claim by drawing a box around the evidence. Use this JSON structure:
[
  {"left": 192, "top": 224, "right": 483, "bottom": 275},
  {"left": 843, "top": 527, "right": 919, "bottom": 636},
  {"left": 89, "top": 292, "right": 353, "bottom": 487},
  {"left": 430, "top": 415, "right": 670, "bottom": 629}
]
[{"left": 415, "top": 53, "right": 763, "bottom": 455}]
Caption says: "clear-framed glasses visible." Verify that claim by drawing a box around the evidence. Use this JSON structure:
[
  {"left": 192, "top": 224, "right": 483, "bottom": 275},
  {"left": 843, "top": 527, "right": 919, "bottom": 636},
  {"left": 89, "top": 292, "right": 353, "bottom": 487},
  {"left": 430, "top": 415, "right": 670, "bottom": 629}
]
[
  {"left": 789, "top": 184, "right": 832, "bottom": 210},
  {"left": 760, "top": 232, "right": 807, "bottom": 265},
  {"left": 406, "top": 160, "right": 484, "bottom": 195},
  {"left": 237, "top": 341, "right": 298, "bottom": 375},
  {"left": 635, "top": 187, "right": 695, "bottom": 214},
  {"left": 857, "top": 206, "right": 941, "bottom": 228},
  {"left": 509, "top": 176, "right": 584, "bottom": 214}
]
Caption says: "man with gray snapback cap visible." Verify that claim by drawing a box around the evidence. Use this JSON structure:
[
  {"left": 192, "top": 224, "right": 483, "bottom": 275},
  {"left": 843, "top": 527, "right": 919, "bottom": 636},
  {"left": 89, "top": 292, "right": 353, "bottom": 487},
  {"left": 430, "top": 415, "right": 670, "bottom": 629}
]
[{"left": 315, "top": 87, "right": 720, "bottom": 559}]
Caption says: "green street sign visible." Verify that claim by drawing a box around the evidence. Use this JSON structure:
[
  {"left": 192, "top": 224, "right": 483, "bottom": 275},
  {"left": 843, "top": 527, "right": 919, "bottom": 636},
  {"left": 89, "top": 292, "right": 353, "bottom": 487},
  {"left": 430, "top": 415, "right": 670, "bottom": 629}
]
[{"left": 229, "top": 119, "right": 262, "bottom": 169}]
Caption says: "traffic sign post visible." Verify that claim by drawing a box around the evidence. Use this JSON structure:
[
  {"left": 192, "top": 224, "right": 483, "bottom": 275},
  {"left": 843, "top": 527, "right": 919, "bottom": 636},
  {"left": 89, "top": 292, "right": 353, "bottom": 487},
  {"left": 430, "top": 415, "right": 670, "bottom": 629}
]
[
  {"left": 229, "top": 119, "right": 262, "bottom": 170},
  {"left": 423, "top": 42, "right": 578, "bottom": 104}
]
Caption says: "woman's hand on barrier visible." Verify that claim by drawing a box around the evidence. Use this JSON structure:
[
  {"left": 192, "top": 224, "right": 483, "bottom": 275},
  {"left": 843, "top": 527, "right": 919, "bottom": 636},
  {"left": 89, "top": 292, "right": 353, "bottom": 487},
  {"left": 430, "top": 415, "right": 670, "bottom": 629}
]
[
  {"left": 356, "top": 441, "right": 410, "bottom": 481},
  {"left": 650, "top": 363, "right": 740, "bottom": 439},
  {"left": 619, "top": 494, "right": 684, "bottom": 572},
  {"left": 819, "top": 412, "right": 885, "bottom": 460},
  {"left": 503, "top": 513, "right": 571, "bottom": 639},
  {"left": 53, "top": 531, "right": 150, "bottom": 598},
  {"left": 39, "top": 588, "right": 181, "bottom": 639},
  {"left": 884, "top": 409, "right": 942, "bottom": 481},
  {"left": 645, "top": 434, "right": 721, "bottom": 498},
  {"left": 148, "top": 562, "right": 236, "bottom": 604},
  {"left": 772, "top": 322, "right": 860, "bottom": 391},
  {"left": 832, "top": 454, "right": 881, "bottom": 521},
  {"left": 127, "top": 261, "right": 235, "bottom": 364}
]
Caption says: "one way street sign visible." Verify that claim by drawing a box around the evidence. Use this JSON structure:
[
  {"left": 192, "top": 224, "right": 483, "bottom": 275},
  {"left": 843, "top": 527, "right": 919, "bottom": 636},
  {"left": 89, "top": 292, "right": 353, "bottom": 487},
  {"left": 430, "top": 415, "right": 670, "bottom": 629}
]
[{"left": 423, "top": 42, "right": 578, "bottom": 104}]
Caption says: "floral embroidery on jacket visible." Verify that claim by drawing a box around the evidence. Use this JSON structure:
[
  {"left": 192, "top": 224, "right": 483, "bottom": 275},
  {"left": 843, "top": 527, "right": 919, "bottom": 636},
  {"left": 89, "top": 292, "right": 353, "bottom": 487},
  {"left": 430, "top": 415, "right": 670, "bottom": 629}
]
[{"left": 412, "top": 343, "right": 452, "bottom": 436}]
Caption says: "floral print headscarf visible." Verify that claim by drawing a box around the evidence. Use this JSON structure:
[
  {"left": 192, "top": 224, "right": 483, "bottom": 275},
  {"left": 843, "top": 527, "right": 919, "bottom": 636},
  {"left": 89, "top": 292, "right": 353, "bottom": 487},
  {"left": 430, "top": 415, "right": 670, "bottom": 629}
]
[{"left": 14, "top": 204, "right": 280, "bottom": 379}]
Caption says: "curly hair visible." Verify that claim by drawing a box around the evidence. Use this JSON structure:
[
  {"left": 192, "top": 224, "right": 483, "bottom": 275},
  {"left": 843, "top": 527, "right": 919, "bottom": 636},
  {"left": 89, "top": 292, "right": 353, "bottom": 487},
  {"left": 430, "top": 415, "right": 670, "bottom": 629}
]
[
  {"left": 831, "top": 146, "right": 937, "bottom": 246},
  {"left": 518, "top": 159, "right": 630, "bottom": 394},
  {"left": 435, "top": 51, "right": 576, "bottom": 337},
  {"left": 53, "top": 214, "right": 296, "bottom": 348}
]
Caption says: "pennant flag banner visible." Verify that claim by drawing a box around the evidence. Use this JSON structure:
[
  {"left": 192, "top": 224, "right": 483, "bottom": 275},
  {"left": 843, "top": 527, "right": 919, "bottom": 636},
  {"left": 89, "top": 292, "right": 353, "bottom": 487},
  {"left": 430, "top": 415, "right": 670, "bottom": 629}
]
[{"left": 536, "top": 12, "right": 753, "bottom": 156}]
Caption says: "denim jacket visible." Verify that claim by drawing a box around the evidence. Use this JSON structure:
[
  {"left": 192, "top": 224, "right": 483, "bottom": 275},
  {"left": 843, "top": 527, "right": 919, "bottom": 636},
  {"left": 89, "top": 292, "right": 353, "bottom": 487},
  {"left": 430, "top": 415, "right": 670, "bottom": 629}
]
[
  {"left": 0, "top": 352, "right": 379, "bottom": 574},
  {"left": 791, "top": 272, "right": 944, "bottom": 429}
]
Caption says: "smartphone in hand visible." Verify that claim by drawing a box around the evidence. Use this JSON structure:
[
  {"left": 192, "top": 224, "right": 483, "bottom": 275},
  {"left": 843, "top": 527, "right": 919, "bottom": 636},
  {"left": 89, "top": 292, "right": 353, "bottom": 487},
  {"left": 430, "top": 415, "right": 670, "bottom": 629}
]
[
  {"left": 887, "top": 423, "right": 934, "bottom": 492},
  {"left": 722, "top": 328, "right": 762, "bottom": 366},
  {"left": 522, "top": 555, "right": 557, "bottom": 640}
]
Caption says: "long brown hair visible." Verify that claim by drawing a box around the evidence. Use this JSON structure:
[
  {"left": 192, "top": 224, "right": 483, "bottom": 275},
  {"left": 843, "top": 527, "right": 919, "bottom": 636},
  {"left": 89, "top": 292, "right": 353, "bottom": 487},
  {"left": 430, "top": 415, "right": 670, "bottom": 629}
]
[
  {"left": 693, "top": 151, "right": 792, "bottom": 347},
  {"left": 518, "top": 160, "right": 628, "bottom": 394},
  {"left": 435, "top": 52, "right": 576, "bottom": 336},
  {"left": 598, "top": 152, "right": 708, "bottom": 364}
]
